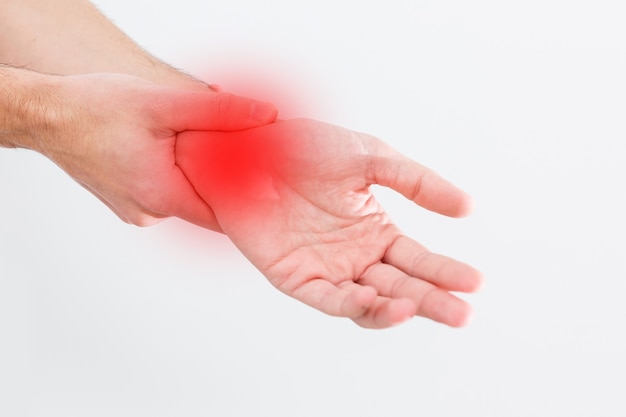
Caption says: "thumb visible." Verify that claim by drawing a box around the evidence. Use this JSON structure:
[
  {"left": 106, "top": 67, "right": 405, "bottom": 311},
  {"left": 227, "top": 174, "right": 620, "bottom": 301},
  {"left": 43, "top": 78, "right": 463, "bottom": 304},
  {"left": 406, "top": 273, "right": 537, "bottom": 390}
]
[
  {"left": 365, "top": 137, "right": 474, "bottom": 218},
  {"left": 167, "top": 91, "right": 278, "bottom": 131}
]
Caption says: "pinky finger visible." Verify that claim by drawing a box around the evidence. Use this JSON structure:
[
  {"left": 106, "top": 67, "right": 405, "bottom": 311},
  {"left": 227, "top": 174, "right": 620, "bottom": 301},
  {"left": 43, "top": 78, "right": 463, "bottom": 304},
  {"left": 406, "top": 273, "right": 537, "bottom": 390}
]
[
  {"left": 290, "top": 279, "right": 378, "bottom": 319},
  {"left": 351, "top": 297, "right": 417, "bottom": 329}
]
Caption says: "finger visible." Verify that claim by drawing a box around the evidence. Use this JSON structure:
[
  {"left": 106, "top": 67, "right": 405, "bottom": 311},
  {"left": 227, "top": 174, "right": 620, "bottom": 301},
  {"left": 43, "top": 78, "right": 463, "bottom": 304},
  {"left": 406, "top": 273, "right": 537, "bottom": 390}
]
[
  {"left": 359, "top": 263, "right": 474, "bottom": 327},
  {"left": 153, "top": 166, "right": 224, "bottom": 232},
  {"left": 290, "top": 278, "right": 378, "bottom": 319},
  {"left": 290, "top": 278, "right": 417, "bottom": 329},
  {"left": 384, "top": 235, "right": 483, "bottom": 292},
  {"left": 166, "top": 91, "right": 278, "bottom": 131},
  {"left": 364, "top": 138, "right": 473, "bottom": 217},
  {"left": 351, "top": 297, "right": 417, "bottom": 329}
]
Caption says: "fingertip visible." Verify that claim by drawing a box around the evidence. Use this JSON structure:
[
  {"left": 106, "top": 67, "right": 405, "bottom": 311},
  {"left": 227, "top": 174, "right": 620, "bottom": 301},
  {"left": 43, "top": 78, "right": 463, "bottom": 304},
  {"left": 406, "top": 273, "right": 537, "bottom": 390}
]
[
  {"left": 452, "top": 264, "right": 484, "bottom": 293},
  {"left": 389, "top": 298, "right": 416, "bottom": 327},
  {"left": 419, "top": 289, "right": 476, "bottom": 327},
  {"left": 456, "top": 192, "right": 475, "bottom": 217},
  {"left": 469, "top": 269, "right": 485, "bottom": 293},
  {"left": 438, "top": 297, "right": 476, "bottom": 327},
  {"left": 441, "top": 188, "right": 475, "bottom": 218},
  {"left": 450, "top": 304, "right": 474, "bottom": 328},
  {"left": 251, "top": 101, "right": 278, "bottom": 123}
]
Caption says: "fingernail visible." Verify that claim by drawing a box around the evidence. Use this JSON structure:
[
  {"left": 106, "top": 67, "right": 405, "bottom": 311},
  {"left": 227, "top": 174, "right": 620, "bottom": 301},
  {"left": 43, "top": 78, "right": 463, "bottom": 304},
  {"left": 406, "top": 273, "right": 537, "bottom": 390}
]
[{"left": 251, "top": 101, "right": 277, "bottom": 122}]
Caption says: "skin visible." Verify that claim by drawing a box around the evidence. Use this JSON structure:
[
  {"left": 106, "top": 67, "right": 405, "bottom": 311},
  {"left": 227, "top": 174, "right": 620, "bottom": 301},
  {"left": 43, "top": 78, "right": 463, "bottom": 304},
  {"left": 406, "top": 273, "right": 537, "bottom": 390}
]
[
  {"left": 176, "top": 119, "right": 483, "bottom": 328},
  {"left": 0, "top": 0, "right": 207, "bottom": 90},
  {"left": 0, "top": 66, "right": 277, "bottom": 228},
  {"left": 0, "top": 0, "right": 277, "bottom": 228},
  {"left": 1, "top": 0, "right": 482, "bottom": 327}
]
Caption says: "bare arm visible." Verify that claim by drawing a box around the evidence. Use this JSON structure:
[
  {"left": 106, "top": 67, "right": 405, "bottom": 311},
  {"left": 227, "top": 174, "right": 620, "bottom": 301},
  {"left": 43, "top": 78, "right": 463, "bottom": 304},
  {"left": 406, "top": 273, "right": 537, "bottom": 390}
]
[
  {"left": 0, "top": 0, "right": 206, "bottom": 90},
  {"left": 0, "top": 1, "right": 278, "bottom": 228},
  {"left": 0, "top": 65, "right": 56, "bottom": 149},
  {"left": 0, "top": 65, "right": 276, "bottom": 229}
]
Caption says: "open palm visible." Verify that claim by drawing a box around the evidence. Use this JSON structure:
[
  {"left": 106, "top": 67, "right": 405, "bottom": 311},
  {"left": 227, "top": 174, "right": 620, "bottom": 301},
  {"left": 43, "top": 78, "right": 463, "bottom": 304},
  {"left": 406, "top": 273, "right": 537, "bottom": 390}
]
[{"left": 176, "top": 119, "right": 482, "bottom": 328}]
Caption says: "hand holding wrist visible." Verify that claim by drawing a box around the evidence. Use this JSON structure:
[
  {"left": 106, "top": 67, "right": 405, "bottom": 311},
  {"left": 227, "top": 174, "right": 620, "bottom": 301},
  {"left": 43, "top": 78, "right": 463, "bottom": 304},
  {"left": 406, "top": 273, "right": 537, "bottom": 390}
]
[{"left": 1, "top": 67, "right": 278, "bottom": 229}]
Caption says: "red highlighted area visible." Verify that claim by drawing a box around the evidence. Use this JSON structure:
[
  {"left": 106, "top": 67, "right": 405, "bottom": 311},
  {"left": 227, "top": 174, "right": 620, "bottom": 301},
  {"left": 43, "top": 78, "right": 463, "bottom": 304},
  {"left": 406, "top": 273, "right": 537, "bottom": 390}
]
[{"left": 176, "top": 122, "right": 300, "bottom": 225}]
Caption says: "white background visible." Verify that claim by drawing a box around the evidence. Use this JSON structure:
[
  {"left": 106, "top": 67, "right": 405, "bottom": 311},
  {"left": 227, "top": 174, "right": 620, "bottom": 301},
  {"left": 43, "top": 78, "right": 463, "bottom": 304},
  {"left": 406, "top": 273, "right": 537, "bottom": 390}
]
[{"left": 1, "top": 0, "right": 625, "bottom": 415}]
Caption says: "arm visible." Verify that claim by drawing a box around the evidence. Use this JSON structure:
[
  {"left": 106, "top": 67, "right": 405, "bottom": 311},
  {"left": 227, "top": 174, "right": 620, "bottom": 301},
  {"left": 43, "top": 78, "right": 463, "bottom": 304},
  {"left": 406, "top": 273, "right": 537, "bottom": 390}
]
[
  {"left": 0, "top": 1, "right": 278, "bottom": 228},
  {"left": 0, "top": 65, "right": 276, "bottom": 229},
  {"left": 0, "top": 0, "right": 206, "bottom": 91},
  {"left": 0, "top": 65, "right": 54, "bottom": 149}
]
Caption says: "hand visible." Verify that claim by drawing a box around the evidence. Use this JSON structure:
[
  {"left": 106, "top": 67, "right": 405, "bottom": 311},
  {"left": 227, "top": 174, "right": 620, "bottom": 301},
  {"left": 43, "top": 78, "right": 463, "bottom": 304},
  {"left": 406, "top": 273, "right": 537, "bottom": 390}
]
[
  {"left": 39, "top": 73, "right": 277, "bottom": 229},
  {"left": 176, "top": 119, "right": 482, "bottom": 328}
]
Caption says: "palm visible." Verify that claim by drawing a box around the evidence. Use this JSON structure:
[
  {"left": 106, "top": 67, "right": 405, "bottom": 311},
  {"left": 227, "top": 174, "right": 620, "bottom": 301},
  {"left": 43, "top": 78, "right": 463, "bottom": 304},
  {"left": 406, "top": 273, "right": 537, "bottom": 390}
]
[{"left": 177, "top": 119, "right": 482, "bottom": 328}]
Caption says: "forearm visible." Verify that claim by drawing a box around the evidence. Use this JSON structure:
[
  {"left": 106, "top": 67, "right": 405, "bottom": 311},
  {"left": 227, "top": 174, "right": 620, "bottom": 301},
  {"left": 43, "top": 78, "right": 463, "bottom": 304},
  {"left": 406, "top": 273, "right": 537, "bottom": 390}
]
[
  {"left": 0, "top": 0, "right": 205, "bottom": 90},
  {"left": 0, "top": 65, "right": 64, "bottom": 151}
]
